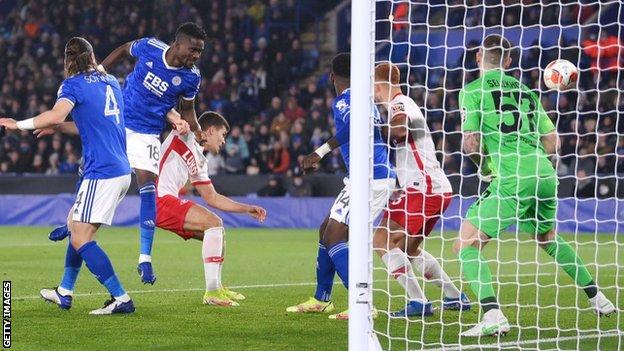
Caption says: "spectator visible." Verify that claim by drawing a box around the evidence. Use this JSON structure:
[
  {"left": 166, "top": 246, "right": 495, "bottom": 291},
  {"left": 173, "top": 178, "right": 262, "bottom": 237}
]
[
  {"left": 287, "top": 174, "right": 313, "bottom": 197},
  {"left": 225, "top": 126, "right": 250, "bottom": 163},
  {"left": 284, "top": 96, "right": 306, "bottom": 122},
  {"left": 59, "top": 152, "right": 79, "bottom": 174},
  {"left": 267, "top": 141, "right": 290, "bottom": 174},
  {"left": 582, "top": 31, "right": 623, "bottom": 73},
  {"left": 270, "top": 112, "right": 291, "bottom": 137},
  {"left": 257, "top": 176, "right": 286, "bottom": 197},
  {"left": 206, "top": 149, "right": 226, "bottom": 176}
]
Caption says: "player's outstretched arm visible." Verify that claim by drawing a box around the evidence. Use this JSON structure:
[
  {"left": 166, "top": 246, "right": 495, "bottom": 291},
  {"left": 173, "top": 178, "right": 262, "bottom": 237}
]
[
  {"left": 179, "top": 99, "right": 200, "bottom": 132},
  {"left": 0, "top": 100, "right": 73, "bottom": 131},
  {"left": 196, "top": 182, "right": 266, "bottom": 222},
  {"left": 35, "top": 121, "right": 79, "bottom": 138},
  {"left": 100, "top": 41, "right": 133, "bottom": 70}
]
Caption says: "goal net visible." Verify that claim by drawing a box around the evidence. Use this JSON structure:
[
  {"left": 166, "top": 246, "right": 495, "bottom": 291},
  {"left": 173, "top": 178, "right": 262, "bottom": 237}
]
[{"left": 349, "top": 1, "right": 623, "bottom": 350}]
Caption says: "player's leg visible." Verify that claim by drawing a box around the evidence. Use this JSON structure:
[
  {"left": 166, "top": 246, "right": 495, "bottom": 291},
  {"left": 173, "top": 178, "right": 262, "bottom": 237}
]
[
  {"left": 287, "top": 216, "right": 336, "bottom": 313},
  {"left": 48, "top": 208, "right": 72, "bottom": 241},
  {"left": 314, "top": 216, "right": 335, "bottom": 302},
  {"left": 407, "top": 194, "right": 468, "bottom": 310},
  {"left": 181, "top": 203, "right": 241, "bottom": 306},
  {"left": 135, "top": 168, "right": 158, "bottom": 284},
  {"left": 48, "top": 176, "right": 134, "bottom": 315},
  {"left": 523, "top": 180, "right": 615, "bottom": 315},
  {"left": 49, "top": 177, "right": 83, "bottom": 242},
  {"left": 373, "top": 217, "right": 431, "bottom": 317},
  {"left": 454, "top": 186, "right": 514, "bottom": 336},
  {"left": 40, "top": 207, "right": 82, "bottom": 309},
  {"left": 126, "top": 130, "right": 160, "bottom": 285}
]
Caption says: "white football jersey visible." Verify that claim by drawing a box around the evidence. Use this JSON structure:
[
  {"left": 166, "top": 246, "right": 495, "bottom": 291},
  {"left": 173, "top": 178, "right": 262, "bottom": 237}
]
[
  {"left": 157, "top": 130, "right": 211, "bottom": 197},
  {"left": 389, "top": 94, "right": 452, "bottom": 194}
]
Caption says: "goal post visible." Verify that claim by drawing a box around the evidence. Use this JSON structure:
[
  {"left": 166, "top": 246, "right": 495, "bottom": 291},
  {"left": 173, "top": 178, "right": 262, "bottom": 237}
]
[
  {"left": 348, "top": 0, "right": 378, "bottom": 350},
  {"left": 350, "top": 0, "right": 623, "bottom": 350}
]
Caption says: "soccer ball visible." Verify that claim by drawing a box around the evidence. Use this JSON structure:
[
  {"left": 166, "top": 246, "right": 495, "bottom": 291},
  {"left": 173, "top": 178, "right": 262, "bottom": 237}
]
[{"left": 543, "top": 59, "right": 578, "bottom": 90}]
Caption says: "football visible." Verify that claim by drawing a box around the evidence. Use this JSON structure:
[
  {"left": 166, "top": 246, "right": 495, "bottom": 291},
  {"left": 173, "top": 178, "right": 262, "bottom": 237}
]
[{"left": 544, "top": 59, "right": 578, "bottom": 90}]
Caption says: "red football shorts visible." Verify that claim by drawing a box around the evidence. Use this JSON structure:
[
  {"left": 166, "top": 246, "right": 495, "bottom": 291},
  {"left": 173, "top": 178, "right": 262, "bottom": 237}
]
[
  {"left": 156, "top": 195, "right": 196, "bottom": 240},
  {"left": 383, "top": 190, "right": 453, "bottom": 237}
]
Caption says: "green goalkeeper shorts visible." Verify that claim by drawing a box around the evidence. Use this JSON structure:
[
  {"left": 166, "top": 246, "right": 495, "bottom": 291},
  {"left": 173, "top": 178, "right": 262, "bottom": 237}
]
[{"left": 466, "top": 176, "right": 558, "bottom": 238}]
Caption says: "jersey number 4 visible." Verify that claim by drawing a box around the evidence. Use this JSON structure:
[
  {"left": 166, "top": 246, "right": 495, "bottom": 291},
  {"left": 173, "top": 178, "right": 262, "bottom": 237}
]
[{"left": 104, "top": 85, "right": 121, "bottom": 124}]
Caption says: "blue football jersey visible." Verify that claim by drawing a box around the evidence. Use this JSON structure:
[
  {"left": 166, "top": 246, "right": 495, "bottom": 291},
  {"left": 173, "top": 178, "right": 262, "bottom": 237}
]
[
  {"left": 332, "top": 89, "right": 395, "bottom": 180},
  {"left": 57, "top": 72, "right": 131, "bottom": 179},
  {"left": 123, "top": 37, "right": 201, "bottom": 134}
]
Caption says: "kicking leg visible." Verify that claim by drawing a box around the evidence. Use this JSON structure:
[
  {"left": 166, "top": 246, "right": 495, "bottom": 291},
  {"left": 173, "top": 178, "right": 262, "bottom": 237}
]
[{"left": 136, "top": 169, "right": 158, "bottom": 285}]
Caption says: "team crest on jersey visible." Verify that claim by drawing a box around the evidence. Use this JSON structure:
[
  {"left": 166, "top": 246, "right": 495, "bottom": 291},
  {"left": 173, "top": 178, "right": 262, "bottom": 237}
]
[
  {"left": 172, "top": 76, "right": 182, "bottom": 86},
  {"left": 335, "top": 99, "right": 348, "bottom": 113},
  {"left": 146, "top": 61, "right": 153, "bottom": 68},
  {"left": 391, "top": 102, "right": 405, "bottom": 113}
]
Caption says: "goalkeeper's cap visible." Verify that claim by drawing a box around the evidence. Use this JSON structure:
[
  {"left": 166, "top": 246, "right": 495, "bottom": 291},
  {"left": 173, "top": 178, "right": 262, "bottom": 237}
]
[{"left": 331, "top": 52, "right": 350, "bottom": 79}]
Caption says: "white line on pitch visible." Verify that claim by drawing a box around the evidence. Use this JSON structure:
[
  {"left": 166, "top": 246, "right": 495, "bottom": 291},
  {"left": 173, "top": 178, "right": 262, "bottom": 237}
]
[
  {"left": 418, "top": 331, "right": 624, "bottom": 351},
  {"left": 12, "top": 273, "right": 619, "bottom": 300}
]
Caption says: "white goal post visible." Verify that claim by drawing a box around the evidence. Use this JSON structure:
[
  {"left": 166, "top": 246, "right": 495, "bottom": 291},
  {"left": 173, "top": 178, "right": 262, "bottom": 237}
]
[{"left": 349, "top": 1, "right": 623, "bottom": 350}]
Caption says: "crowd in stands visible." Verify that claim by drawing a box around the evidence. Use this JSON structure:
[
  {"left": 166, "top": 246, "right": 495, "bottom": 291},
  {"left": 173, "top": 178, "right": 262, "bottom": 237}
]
[{"left": 0, "top": 0, "right": 622, "bottom": 191}]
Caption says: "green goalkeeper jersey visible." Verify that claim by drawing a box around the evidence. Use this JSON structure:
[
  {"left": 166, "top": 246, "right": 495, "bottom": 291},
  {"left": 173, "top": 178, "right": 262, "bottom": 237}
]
[{"left": 460, "top": 69, "right": 556, "bottom": 178}]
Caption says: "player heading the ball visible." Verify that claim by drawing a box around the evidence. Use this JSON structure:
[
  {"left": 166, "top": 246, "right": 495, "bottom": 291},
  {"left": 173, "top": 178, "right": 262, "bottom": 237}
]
[{"left": 100, "top": 22, "right": 205, "bottom": 285}]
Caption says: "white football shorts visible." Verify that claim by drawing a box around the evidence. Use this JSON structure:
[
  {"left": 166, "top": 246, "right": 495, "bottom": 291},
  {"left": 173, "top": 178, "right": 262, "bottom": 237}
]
[
  {"left": 72, "top": 174, "right": 131, "bottom": 225},
  {"left": 126, "top": 128, "right": 161, "bottom": 175},
  {"left": 329, "top": 177, "right": 396, "bottom": 225}
]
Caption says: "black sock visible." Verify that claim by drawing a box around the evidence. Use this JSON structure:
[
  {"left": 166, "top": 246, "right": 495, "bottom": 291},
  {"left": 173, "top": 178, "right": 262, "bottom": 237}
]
[
  {"left": 481, "top": 296, "right": 499, "bottom": 314},
  {"left": 583, "top": 280, "right": 598, "bottom": 299}
]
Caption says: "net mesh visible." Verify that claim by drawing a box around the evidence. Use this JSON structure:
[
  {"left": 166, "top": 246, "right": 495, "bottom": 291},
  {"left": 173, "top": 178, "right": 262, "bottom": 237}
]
[{"left": 368, "top": 1, "right": 623, "bottom": 350}]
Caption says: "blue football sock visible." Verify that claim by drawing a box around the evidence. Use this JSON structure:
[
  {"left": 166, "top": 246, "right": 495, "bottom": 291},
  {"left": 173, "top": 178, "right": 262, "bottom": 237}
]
[
  {"left": 59, "top": 242, "right": 82, "bottom": 292},
  {"left": 314, "top": 242, "right": 335, "bottom": 302},
  {"left": 327, "top": 241, "right": 349, "bottom": 289},
  {"left": 139, "top": 182, "right": 157, "bottom": 257},
  {"left": 77, "top": 241, "right": 126, "bottom": 298}
]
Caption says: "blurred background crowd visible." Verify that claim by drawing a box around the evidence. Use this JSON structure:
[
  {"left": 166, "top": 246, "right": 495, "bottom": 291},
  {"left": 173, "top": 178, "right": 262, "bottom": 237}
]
[{"left": 0, "top": 0, "right": 622, "bottom": 196}]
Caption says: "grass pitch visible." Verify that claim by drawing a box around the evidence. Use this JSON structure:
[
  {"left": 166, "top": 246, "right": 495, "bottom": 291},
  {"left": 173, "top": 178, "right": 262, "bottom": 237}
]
[{"left": 1, "top": 227, "right": 622, "bottom": 350}]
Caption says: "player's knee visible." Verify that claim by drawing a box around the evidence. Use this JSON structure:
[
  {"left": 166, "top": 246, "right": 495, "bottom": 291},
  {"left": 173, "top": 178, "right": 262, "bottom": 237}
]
[
  {"left": 372, "top": 228, "right": 388, "bottom": 250},
  {"left": 453, "top": 236, "right": 480, "bottom": 254},
  {"left": 535, "top": 228, "right": 556, "bottom": 248},
  {"left": 198, "top": 213, "right": 223, "bottom": 231}
]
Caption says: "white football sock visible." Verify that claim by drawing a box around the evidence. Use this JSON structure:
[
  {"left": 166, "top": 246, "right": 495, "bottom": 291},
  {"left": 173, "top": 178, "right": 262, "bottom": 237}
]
[
  {"left": 202, "top": 227, "right": 224, "bottom": 291},
  {"left": 138, "top": 254, "right": 152, "bottom": 263},
  {"left": 411, "top": 248, "right": 461, "bottom": 299},
  {"left": 382, "top": 248, "right": 425, "bottom": 302},
  {"left": 57, "top": 286, "right": 72, "bottom": 296},
  {"left": 115, "top": 293, "right": 131, "bottom": 303}
]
